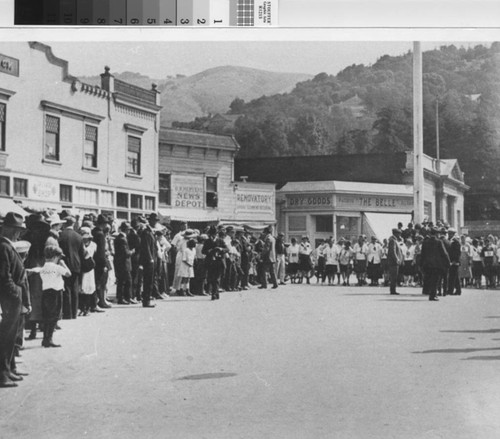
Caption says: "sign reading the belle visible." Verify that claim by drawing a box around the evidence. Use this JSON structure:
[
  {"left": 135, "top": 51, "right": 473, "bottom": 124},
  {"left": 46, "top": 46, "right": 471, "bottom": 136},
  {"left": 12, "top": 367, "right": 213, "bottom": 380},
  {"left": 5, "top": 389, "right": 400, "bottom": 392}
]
[
  {"left": 171, "top": 174, "right": 204, "bottom": 209},
  {"left": 337, "top": 195, "right": 413, "bottom": 211}
]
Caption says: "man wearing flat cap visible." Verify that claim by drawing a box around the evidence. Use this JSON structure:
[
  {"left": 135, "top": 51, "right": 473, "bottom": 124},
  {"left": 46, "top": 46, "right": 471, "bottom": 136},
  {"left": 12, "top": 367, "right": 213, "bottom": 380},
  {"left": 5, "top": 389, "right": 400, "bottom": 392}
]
[
  {"left": 139, "top": 213, "right": 159, "bottom": 307},
  {"left": 59, "top": 215, "right": 85, "bottom": 319},
  {"left": 114, "top": 222, "right": 134, "bottom": 305},
  {"left": 387, "top": 228, "right": 404, "bottom": 295},
  {"left": 0, "top": 212, "right": 29, "bottom": 387},
  {"left": 420, "top": 227, "right": 451, "bottom": 301}
]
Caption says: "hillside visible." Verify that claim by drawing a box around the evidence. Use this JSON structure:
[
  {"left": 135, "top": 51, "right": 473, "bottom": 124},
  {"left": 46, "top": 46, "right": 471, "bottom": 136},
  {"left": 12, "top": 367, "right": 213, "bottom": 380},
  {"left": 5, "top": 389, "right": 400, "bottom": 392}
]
[{"left": 80, "top": 66, "right": 312, "bottom": 126}]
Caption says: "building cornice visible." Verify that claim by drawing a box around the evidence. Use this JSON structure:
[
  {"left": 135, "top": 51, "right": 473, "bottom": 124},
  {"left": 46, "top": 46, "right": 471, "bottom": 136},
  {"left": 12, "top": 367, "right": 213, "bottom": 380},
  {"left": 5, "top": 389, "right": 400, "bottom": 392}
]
[
  {"left": 0, "top": 87, "right": 16, "bottom": 101},
  {"left": 113, "top": 93, "right": 162, "bottom": 115},
  {"left": 40, "top": 100, "right": 105, "bottom": 124}
]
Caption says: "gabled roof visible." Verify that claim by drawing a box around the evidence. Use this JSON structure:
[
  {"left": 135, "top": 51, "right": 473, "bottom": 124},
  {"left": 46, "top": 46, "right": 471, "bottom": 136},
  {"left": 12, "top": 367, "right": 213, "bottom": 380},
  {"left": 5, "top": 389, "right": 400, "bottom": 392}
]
[{"left": 160, "top": 127, "right": 239, "bottom": 151}]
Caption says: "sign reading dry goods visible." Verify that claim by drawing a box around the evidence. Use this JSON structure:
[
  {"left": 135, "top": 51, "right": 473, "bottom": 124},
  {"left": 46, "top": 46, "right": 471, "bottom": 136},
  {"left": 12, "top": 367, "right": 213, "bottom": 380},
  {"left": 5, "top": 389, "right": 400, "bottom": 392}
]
[
  {"left": 286, "top": 194, "right": 333, "bottom": 209},
  {"left": 171, "top": 174, "right": 204, "bottom": 209},
  {"left": 235, "top": 188, "right": 275, "bottom": 217},
  {"left": 0, "top": 53, "right": 20, "bottom": 77},
  {"left": 336, "top": 194, "right": 413, "bottom": 211}
]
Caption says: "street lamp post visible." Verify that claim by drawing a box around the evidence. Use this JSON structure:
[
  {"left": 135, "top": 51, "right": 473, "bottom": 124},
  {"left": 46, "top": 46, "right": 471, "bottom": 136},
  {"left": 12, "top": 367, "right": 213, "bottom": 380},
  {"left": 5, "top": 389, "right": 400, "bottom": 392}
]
[{"left": 413, "top": 42, "right": 425, "bottom": 224}]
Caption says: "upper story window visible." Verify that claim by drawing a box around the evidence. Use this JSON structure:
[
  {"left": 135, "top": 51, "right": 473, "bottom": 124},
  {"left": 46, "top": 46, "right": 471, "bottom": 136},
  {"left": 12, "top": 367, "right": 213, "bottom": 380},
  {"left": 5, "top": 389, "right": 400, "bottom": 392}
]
[
  {"left": 127, "top": 136, "right": 141, "bottom": 175},
  {"left": 206, "top": 176, "right": 218, "bottom": 208},
  {"left": 45, "top": 115, "right": 60, "bottom": 161},
  {"left": 159, "top": 173, "right": 171, "bottom": 205},
  {"left": 0, "top": 103, "right": 6, "bottom": 152},
  {"left": 84, "top": 125, "right": 98, "bottom": 168}
]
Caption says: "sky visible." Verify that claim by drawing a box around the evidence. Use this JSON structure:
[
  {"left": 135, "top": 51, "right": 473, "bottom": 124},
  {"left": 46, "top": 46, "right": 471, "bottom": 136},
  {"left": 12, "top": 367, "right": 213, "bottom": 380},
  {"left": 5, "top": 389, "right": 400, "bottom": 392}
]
[{"left": 43, "top": 40, "right": 488, "bottom": 80}]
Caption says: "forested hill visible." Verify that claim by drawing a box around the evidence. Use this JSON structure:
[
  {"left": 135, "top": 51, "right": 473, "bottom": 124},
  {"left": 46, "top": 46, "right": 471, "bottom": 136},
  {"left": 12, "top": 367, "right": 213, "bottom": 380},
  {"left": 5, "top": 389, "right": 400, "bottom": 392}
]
[{"left": 174, "top": 43, "right": 500, "bottom": 220}]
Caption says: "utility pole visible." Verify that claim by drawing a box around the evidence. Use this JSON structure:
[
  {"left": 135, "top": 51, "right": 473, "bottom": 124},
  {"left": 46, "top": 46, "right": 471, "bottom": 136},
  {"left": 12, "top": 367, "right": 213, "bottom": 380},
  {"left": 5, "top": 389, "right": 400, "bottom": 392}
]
[
  {"left": 436, "top": 98, "right": 440, "bottom": 173},
  {"left": 413, "top": 42, "right": 424, "bottom": 224}
]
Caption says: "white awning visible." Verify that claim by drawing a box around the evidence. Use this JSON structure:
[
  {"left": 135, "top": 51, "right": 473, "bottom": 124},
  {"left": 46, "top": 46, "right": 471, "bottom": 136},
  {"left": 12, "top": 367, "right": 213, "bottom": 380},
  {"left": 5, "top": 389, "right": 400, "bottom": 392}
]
[
  {"left": 363, "top": 212, "right": 412, "bottom": 241},
  {"left": 158, "top": 208, "right": 219, "bottom": 223},
  {"left": 0, "top": 198, "right": 29, "bottom": 218}
]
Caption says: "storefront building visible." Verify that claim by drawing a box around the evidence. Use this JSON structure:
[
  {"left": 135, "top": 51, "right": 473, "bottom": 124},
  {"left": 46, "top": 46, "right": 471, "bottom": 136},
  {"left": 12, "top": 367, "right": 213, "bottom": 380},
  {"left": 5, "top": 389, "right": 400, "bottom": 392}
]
[
  {"left": 158, "top": 128, "right": 275, "bottom": 229},
  {"left": 236, "top": 151, "right": 468, "bottom": 244},
  {"left": 0, "top": 42, "right": 161, "bottom": 219}
]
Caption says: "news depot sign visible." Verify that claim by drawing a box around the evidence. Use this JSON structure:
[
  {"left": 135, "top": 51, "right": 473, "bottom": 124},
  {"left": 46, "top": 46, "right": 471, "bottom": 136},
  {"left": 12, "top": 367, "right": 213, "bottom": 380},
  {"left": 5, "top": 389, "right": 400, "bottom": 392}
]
[{"left": 171, "top": 174, "right": 204, "bottom": 209}]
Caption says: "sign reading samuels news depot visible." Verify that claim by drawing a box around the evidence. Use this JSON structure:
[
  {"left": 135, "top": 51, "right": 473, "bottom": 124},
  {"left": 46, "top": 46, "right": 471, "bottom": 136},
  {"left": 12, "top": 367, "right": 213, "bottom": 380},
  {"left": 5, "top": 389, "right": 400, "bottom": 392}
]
[
  {"left": 171, "top": 174, "right": 204, "bottom": 209},
  {"left": 235, "top": 187, "right": 275, "bottom": 220}
]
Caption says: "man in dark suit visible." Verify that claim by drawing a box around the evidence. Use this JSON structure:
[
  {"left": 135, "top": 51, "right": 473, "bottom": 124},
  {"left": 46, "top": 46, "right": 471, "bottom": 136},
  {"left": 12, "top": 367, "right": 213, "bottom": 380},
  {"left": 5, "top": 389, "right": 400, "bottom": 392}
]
[
  {"left": 0, "top": 212, "right": 29, "bottom": 388},
  {"left": 58, "top": 215, "right": 84, "bottom": 319},
  {"left": 447, "top": 228, "right": 462, "bottom": 295},
  {"left": 92, "top": 214, "right": 111, "bottom": 310},
  {"left": 140, "top": 213, "right": 158, "bottom": 308},
  {"left": 420, "top": 227, "right": 451, "bottom": 301},
  {"left": 114, "top": 221, "right": 134, "bottom": 305},
  {"left": 128, "top": 218, "right": 143, "bottom": 302},
  {"left": 387, "top": 228, "right": 404, "bottom": 295}
]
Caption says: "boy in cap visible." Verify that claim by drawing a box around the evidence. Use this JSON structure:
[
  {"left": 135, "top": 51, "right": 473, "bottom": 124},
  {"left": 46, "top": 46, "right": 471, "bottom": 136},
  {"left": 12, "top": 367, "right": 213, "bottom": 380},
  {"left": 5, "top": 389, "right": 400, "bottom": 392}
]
[{"left": 27, "top": 245, "right": 71, "bottom": 347}]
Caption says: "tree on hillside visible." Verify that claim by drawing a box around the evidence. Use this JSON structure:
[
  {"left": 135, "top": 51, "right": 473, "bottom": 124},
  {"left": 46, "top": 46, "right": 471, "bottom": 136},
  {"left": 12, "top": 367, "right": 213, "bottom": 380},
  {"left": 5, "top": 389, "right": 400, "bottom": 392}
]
[{"left": 371, "top": 107, "right": 412, "bottom": 153}]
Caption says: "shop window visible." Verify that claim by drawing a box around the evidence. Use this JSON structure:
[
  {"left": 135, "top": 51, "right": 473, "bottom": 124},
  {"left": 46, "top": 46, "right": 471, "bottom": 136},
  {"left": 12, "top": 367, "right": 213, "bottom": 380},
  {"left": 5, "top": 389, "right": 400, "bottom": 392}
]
[
  {"left": 145, "top": 196, "right": 155, "bottom": 211},
  {"left": 116, "top": 211, "right": 129, "bottom": 220},
  {"left": 131, "top": 194, "right": 143, "bottom": 210},
  {"left": 117, "top": 192, "right": 128, "bottom": 208},
  {"left": 206, "top": 176, "right": 218, "bottom": 208},
  {"left": 84, "top": 125, "right": 98, "bottom": 168},
  {"left": 75, "top": 187, "right": 98, "bottom": 206},
  {"left": 127, "top": 136, "right": 141, "bottom": 175},
  {"left": 0, "top": 103, "right": 6, "bottom": 152},
  {"left": 45, "top": 115, "right": 60, "bottom": 161},
  {"left": 315, "top": 215, "right": 333, "bottom": 233},
  {"left": 100, "top": 190, "right": 113, "bottom": 208},
  {"left": 159, "top": 174, "right": 171, "bottom": 205},
  {"left": 336, "top": 216, "right": 359, "bottom": 241},
  {"left": 288, "top": 215, "right": 306, "bottom": 232},
  {"left": 60, "top": 184, "right": 72, "bottom": 203},
  {"left": 13, "top": 178, "right": 27, "bottom": 198},
  {"left": 0, "top": 175, "right": 9, "bottom": 196},
  {"left": 424, "top": 201, "right": 432, "bottom": 222}
]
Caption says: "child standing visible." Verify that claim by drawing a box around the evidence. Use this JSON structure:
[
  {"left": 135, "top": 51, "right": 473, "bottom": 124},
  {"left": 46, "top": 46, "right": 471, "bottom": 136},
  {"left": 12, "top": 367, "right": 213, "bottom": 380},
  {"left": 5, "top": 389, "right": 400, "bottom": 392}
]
[
  {"left": 178, "top": 239, "right": 197, "bottom": 296},
  {"left": 27, "top": 245, "right": 70, "bottom": 348}
]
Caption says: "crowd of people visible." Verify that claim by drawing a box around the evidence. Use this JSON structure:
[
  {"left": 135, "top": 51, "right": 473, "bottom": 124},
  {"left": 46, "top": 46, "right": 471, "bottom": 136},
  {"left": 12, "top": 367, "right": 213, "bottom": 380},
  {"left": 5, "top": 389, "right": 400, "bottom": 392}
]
[{"left": 0, "top": 209, "right": 498, "bottom": 388}]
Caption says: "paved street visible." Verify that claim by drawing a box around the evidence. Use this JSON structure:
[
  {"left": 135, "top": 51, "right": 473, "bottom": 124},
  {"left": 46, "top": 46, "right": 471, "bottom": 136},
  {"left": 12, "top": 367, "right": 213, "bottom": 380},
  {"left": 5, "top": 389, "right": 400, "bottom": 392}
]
[{"left": 2, "top": 283, "right": 500, "bottom": 439}]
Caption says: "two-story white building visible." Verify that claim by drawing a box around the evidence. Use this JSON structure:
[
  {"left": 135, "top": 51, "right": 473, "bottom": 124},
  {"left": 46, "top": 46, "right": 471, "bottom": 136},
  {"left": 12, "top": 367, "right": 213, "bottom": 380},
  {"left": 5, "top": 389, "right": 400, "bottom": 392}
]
[{"left": 0, "top": 41, "right": 161, "bottom": 220}]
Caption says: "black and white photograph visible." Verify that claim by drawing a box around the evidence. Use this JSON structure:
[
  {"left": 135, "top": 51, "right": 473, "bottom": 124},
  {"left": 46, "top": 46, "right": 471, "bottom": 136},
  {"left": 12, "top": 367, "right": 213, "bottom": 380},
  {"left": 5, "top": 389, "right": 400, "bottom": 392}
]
[{"left": 2, "top": 30, "right": 500, "bottom": 438}]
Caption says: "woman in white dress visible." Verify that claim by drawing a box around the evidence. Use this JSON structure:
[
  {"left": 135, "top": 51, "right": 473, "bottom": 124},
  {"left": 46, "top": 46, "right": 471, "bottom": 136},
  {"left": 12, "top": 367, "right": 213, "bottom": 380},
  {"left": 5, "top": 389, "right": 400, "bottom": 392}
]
[
  {"left": 79, "top": 227, "right": 97, "bottom": 316},
  {"left": 178, "top": 239, "right": 197, "bottom": 296}
]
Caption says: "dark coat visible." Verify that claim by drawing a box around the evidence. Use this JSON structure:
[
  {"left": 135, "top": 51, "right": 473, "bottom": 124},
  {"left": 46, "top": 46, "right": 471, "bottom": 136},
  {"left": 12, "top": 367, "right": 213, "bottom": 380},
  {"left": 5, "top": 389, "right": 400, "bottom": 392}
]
[
  {"left": 420, "top": 236, "right": 451, "bottom": 271},
  {"left": 0, "top": 237, "right": 26, "bottom": 301},
  {"left": 449, "top": 239, "right": 461, "bottom": 264},
  {"left": 91, "top": 227, "right": 107, "bottom": 270},
  {"left": 387, "top": 235, "right": 403, "bottom": 267},
  {"left": 139, "top": 226, "right": 156, "bottom": 266},
  {"left": 114, "top": 233, "right": 132, "bottom": 273},
  {"left": 58, "top": 227, "right": 84, "bottom": 274}
]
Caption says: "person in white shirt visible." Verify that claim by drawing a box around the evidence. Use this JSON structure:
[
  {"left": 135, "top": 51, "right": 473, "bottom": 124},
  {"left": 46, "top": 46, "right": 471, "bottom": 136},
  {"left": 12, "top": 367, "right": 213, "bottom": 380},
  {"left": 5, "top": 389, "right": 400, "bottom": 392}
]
[
  {"left": 402, "top": 239, "right": 416, "bottom": 286},
  {"left": 171, "top": 221, "right": 187, "bottom": 293},
  {"left": 27, "top": 245, "right": 70, "bottom": 348},
  {"left": 286, "top": 238, "right": 300, "bottom": 283},
  {"left": 366, "top": 236, "right": 383, "bottom": 286},
  {"left": 323, "top": 238, "right": 339, "bottom": 286},
  {"left": 352, "top": 235, "right": 368, "bottom": 286}
]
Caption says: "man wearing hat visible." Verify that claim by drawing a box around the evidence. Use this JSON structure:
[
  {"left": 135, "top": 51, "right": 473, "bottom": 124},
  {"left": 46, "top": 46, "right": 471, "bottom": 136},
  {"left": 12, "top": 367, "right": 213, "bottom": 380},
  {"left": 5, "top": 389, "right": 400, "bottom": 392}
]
[
  {"left": 114, "top": 222, "right": 135, "bottom": 305},
  {"left": 92, "top": 214, "right": 112, "bottom": 310},
  {"left": 420, "top": 227, "right": 451, "bottom": 301},
  {"left": 387, "top": 228, "right": 404, "bottom": 295},
  {"left": 0, "top": 212, "right": 29, "bottom": 387},
  {"left": 275, "top": 232, "right": 287, "bottom": 286},
  {"left": 59, "top": 215, "right": 85, "bottom": 319},
  {"left": 171, "top": 221, "right": 188, "bottom": 293},
  {"left": 128, "top": 217, "right": 144, "bottom": 302},
  {"left": 260, "top": 226, "right": 278, "bottom": 289},
  {"left": 447, "top": 228, "right": 462, "bottom": 295},
  {"left": 139, "top": 213, "right": 159, "bottom": 307}
]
